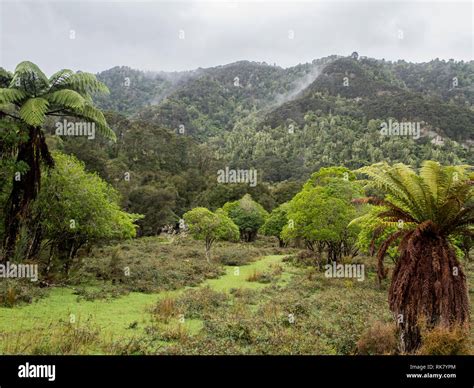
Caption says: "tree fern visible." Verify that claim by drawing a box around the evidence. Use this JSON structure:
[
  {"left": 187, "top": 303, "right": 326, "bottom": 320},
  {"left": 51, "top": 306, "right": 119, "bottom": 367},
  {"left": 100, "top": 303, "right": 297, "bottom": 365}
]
[{"left": 0, "top": 61, "right": 114, "bottom": 141}]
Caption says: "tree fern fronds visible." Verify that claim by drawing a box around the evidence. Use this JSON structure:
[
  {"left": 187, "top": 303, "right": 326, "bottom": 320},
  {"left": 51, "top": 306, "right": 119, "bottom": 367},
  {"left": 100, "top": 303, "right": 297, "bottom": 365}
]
[
  {"left": 45, "top": 89, "right": 86, "bottom": 110},
  {"left": 19, "top": 97, "right": 49, "bottom": 127},
  {"left": 10, "top": 61, "right": 49, "bottom": 93},
  {"left": 52, "top": 72, "right": 109, "bottom": 96},
  {"left": 0, "top": 88, "right": 27, "bottom": 105}
]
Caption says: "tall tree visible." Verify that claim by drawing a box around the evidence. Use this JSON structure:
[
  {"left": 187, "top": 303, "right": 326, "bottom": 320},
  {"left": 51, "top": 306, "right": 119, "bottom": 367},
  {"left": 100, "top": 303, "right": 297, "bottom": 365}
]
[
  {"left": 0, "top": 62, "right": 115, "bottom": 260},
  {"left": 356, "top": 161, "right": 472, "bottom": 352}
]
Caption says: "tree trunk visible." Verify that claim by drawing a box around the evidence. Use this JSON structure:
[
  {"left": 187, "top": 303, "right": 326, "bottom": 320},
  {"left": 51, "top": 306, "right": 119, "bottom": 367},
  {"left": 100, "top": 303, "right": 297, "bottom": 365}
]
[
  {"left": 2, "top": 126, "right": 53, "bottom": 261},
  {"left": 205, "top": 238, "right": 212, "bottom": 263},
  {"left": 389, "top": 229, "right": 470, "bottom": 353}
]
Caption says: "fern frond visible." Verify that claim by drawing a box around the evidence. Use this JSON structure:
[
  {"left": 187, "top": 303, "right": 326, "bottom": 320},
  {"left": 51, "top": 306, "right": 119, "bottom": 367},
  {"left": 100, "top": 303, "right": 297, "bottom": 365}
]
[
  {"left": 71, "top": 104, "right": 116, "bottom": 141},
  {"left": 19, "top": 97, "right": 49, "bottom": 126},
  {"left": 10, "top": 61, "right": 49, "bottom": 93},
  {"left": 52, "top": 72, "right": 109, "bottom": 96},
  {"left": 48, "top": 69, "right": 74, "bottom": 88},
  {"left": 0, "top": 88, "right": 27, "bottom": 104},
  {"left": 45, "top": 89, "right": 86, "bottom": 110}
]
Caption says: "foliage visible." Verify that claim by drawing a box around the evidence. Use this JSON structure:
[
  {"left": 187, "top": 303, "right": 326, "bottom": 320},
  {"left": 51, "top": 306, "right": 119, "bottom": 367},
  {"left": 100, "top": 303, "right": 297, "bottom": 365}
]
[
  {"left": 356, "top": 321, "right": 398, "bottom": 355},
  {"left": 0, "top": 279, "right": 48, "bottom": 307},
  {"left": 184, "top": 207, "right": 239, "bottom": 261},
  {"left": 0, "top": 61, "right": 115, "bottom": 260},
  {"left": 417, "top": 324, "right": 471, "bottom": 355},
  {"left": 75, "top": 237, "right": 225, "bottom": 292},
  {"left": 356, "top": 161, "right": 473, "bottom": 351},
  {"left": 33, "top": 152, "right": 141, "bottom": 274},
  {"left": 282, "top": 167, "right": 360, "bottom": 261},
  {"left": 260, "top": 202, "right": 289, "bottom": 246},
  {"left": 222, "top": 194, "right": 269, "bottom": 242}
]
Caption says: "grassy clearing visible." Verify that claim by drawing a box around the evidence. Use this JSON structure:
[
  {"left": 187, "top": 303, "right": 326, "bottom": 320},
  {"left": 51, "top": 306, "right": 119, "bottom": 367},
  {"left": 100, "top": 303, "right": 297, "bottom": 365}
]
[
  {"left": 0, "top": 237, "right": 472, "bottom": 355},
  {"left": 0, "top": 238, "right": 289, "bottom": 354}
]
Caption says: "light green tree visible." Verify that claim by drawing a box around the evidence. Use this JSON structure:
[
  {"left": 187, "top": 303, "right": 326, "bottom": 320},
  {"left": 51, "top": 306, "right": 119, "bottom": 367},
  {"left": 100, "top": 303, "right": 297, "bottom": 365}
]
[
  {"left": 260, "top": 202, "right": 289, "bottom": 247},
  {"left": 222, "top": 194, "right": 268, "bottom": 242},
  {"left": 282, "top": 167, "right": 360, "bottom": 262},
  {"left": 282, "top": 187, "right": 356, "bottom": 261},
  {"left": 183, "top": 207, "right": 239, "bottom": 262},
  {"left": 33, "top": 152, "right": 141, "bottom": 275}
]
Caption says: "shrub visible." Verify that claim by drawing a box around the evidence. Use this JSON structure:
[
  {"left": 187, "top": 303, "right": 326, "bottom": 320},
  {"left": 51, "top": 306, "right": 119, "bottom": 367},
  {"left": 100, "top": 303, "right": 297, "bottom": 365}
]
[
  {"left": 215, "top": 247, "right": 255, "bottom": 266},
  {"left": 174, "top": 286, "right": 229, "bottom": 319},
  {"left": 0, "top": 279, "right": 48, "bottom": 307},
  {"left": 356, "top": 321, "right": 398, "bottom": 355},
  {"left": 75, "top": 238, "right": 225, "bottom": 293},
  {"left": 418, "top": 325, "right": 471, "bottom": 355},
  {"left": 73, "top": 284, "right": 129, "bottom": 301}
]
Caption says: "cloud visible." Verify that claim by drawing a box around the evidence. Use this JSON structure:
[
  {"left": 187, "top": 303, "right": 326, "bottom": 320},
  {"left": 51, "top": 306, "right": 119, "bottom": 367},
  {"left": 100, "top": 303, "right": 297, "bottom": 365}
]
[{"left": 0, "top": 0, "right": 472, "bottom": 74}]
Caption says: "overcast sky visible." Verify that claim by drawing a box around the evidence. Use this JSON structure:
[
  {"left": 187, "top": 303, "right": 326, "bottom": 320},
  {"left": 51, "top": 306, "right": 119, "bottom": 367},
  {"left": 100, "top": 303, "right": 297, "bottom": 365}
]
[{"left": 0, "top": 0, "right": 472, "bottom": 75}]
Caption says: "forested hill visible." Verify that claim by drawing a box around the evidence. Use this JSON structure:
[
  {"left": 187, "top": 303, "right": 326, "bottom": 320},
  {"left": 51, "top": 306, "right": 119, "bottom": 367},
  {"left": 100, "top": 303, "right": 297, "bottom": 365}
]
[
  {"left": 132, "top": 60, "right": 331, "bottom": 140},
  {"left": 94, "top": 56, "right": 473, "bottom": 143},
  {"left": 40, "top": 55, "right": 472, "bottom": 235},
  {"left": 263, "top": 57, "right": 474, "bottom": 142}
]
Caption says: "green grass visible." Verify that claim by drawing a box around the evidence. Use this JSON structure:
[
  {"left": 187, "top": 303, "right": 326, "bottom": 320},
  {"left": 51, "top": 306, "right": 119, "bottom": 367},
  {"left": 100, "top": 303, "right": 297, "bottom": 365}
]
[
  {"left": 0, "top": 253, "right": 289, "bottom": 352},
  {"left": 203, "top": 254, "right": 291, "bottom": 292}
]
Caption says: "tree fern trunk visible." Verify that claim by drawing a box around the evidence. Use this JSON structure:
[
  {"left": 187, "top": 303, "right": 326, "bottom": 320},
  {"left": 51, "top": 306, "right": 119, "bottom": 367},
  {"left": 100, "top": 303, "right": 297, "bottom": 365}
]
[
  {"left": 2, "top": 126, "right": 48, "bottom": 261},
  {"left": 389, "top": 228, "right": 470, "bottom": 353}
]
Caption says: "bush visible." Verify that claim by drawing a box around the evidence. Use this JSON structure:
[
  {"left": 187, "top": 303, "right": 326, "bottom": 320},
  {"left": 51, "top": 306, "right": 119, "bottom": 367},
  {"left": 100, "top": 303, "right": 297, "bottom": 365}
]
[
  {"left": 246, "top": 269, "right": 272, "bottom": 283},
  {"left": 216, "top": 248, "right": 255, "bottom": 266},
  {"left": 213, "top": 243, "right": 271, "bottom": 266},
  {"left": 356, "top": 321, "right": 398, "bottom": 355},
  {"left": 284, "top": 250, "right": 319, "bottom": 267},
  {"left": 0, "top": 279, "right": 48, "bottom": 307},
  {"left": 174, "top": 287, "right": 229, "bottom": 319},
  {"left": 73, "top": 284, "right": 129, "bottom": 301},
  {"left": 418, "top": 325, "right": 471, "bottom": 355},
  {"left": 151, "top": 297, "right": 177, "bottom": 323}
]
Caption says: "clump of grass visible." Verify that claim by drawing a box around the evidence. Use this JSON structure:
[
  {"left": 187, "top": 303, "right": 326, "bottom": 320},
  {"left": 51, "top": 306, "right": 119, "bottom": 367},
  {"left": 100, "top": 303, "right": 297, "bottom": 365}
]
[
  {"left": 152, "top": 297, "right": 177, "bottom": 323},
  {"left": 246, "top": 269, "right": 273, "bottom": 283},
  {"left": 157, "top": 324, "right": 189, "bottom": 342}
]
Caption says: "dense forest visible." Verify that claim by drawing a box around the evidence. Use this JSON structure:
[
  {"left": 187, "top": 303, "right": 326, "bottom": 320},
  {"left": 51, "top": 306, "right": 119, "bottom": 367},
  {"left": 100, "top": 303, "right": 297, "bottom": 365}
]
[{"left": 88, "top": 56, "right": 473, "bottom": 233}]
